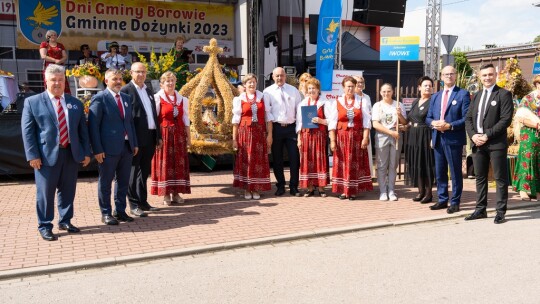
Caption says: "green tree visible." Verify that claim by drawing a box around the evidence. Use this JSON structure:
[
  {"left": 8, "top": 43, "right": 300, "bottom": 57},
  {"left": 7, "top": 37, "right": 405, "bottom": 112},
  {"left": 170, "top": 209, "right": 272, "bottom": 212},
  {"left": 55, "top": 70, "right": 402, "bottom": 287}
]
[
  {"left": 451, "top": 50, "right": 472, "bottom": 76},
  {"left": 534, "top": 35, "right": 540, "bottom": 42}
]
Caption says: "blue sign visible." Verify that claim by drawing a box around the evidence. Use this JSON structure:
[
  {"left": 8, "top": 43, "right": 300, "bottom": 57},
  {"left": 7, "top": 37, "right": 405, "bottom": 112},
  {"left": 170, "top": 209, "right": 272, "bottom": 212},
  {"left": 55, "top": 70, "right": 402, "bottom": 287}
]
[
  {"left": 18, "top": 0, "right": 62, "bottom": 45},
  {"left": 533, "top": 61, "right": 540, "bottom": 74},
  {"left": 315, "top": 0, "right": 341, "bottom": 91},
  {"left": 380, "top": 36, "right": 420, "bottom": 61}
]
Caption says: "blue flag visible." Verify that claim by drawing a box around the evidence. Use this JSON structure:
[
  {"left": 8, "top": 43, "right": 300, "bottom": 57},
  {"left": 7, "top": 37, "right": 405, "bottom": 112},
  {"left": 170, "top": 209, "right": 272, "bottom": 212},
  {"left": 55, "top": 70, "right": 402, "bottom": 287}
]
[{"left": 316, "top": 0, "right": 342, "bottom": 91}]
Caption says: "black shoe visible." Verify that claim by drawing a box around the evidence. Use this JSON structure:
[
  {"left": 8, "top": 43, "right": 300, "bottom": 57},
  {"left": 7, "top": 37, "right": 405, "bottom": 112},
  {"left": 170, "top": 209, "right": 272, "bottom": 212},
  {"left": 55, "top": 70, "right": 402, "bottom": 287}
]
[
  {"left": 446, "top": 205, "right": 460, "bottom": 214},
  {"left": 140, "top": 202, "right": 158, "bottom": 212},
  {"left": 59, "top": 223, "right": 80, "bottom": 233},
  {"left": 420, "top": 196, "right": 433, "bottom": 204},
  {"left": 494, "top": 212, "right": 506, "bottom": 224},
  {"left": 114, "top": 212, "right": 134, "bottom": 222},
  {"left": 429, "top": 202, "right": 448, "bottom": 210},
  {"left": 102, "top": 215, "right": 119, "bottom": 225},
  {"left": 130, "top": 208, "right": 148, "bottom": 217},
  {"left": 275, "top": 187, "right": 285, "bottom": 196},
  {"left": 39, "top": 229, "right": 57, "bottom": 241},
  {"left": 412, "top": 194, "right": 424, "bottom": 202},
  {"left": 290, "top": 188, "right": 301, "bottom": 197},
  {"left": 464, "top": 210, "right": 488, "bottom": 221},
  {"left": 304, "top": 190, "right": 315, "bottom": 197}
]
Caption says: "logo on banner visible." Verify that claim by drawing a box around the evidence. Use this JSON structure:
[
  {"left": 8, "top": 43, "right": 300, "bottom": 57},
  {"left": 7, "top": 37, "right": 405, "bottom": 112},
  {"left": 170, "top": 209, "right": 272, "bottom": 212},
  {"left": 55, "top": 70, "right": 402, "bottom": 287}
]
[
  {"left": 320, "top": 18, "right": 340, "bottom": 45},
  {"left": 18, "top": 0, "right": 62, "bottom": 44}
]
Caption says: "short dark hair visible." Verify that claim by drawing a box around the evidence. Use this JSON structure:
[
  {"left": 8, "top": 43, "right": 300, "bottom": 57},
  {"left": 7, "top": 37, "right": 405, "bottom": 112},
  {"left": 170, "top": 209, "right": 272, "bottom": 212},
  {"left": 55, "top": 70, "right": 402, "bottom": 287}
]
[
  {"left": 80, "top": 44, "right": 89, "bottom": 52},
  {"left": 480, "top": 63, "right": 495, "bottom": 70},
  {"left": 418, "top": 76, "right": 433, "bottom": 86},
  {"left": 341, "top": 76, "right": 357, "bottom": 87}
]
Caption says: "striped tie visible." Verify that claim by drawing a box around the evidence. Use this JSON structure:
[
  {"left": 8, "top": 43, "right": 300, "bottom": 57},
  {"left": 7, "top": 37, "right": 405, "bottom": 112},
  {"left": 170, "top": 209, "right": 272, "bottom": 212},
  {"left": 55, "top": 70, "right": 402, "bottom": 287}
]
[{"left": 56, "top": 97, "right": 69, "bottom": 147}]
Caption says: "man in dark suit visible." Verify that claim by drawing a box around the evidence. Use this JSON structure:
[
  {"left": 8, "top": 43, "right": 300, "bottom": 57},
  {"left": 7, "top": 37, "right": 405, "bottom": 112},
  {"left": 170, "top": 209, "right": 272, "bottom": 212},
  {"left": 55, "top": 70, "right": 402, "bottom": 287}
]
[
  {"left": 426, "top": 65, "right": 470, "bottom": 213},
  {"left": 88, "top": 69, "right": 139, "bottom": 225},
  {"left": 21, "top": 64, "right": 91, "bottom": 241},
  {"left": 120, "top": 62, "right": 162, "bottom": 217},
  {"left": 465, "top": 63, "right": 513, "bottom": 224}
]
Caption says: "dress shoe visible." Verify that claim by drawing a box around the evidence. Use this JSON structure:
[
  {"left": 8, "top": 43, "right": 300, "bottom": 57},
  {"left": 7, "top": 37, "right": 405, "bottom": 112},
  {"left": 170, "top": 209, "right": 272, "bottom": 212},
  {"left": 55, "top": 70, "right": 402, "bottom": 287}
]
[
  {"left": 59, "top": 223, "right": 80, "bottom": 233},
  {"left": 494, "top": 212, "right": 506, "bottom": 224},
  {"left": 275, "top": 187, "right": 285, "bottom": 196},
  {"left": 113, "top": 212, "right": 134, "bottom": 222},
  {"left": 429, "top": 202, "right": 448, "bottom": 210},
  {"left": 244, "top": 190, "right": 252, "bottom": 199},
  {"left": 412, "top": 194, "right": 424, "bottom": 202},
  {"left": 290, "top": 188, "right": 301, "bottom": 197},
  {"left": 464, "top": 210, "right": 488, "bottom": 221},
  {"left": 446, "top": 205, "right": 460, "bottom": 214},
  {"left": 130, "top": 208, "right": 148, "bottom": 217},
  {"left": 420, "top": 196, "right": 433, "bottom": 204},
  {"left": 39, "top": 229, "right": 57, "bottom": 241},
  {"left": 102, "top": 215, "right": 119, "bottom": 225},
  {"left": 140, "top": 202, "right": 159, "bottom": 211}
]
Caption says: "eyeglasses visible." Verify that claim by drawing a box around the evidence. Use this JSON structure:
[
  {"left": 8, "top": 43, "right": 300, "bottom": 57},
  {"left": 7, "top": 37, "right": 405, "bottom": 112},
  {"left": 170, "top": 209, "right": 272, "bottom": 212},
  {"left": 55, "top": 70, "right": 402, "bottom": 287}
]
[{"left": 442, "top": 73, "right": 456, "bottom": 77}]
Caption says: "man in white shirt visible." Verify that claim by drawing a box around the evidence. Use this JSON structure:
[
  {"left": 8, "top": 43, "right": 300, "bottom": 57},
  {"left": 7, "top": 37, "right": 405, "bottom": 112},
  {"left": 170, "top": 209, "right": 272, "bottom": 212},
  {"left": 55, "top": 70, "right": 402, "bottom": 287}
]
[
  {"left": 121, "top": 62, "right": 162, "bottom": 216},
  {"left": 120, "top": 44, "right": 132, "bottom": 70},
  {"left": 263, "top": 67, "right": 302, "bottom": 196},
  {"left": 101, "top": 41, "right": 125, "bottom": 69}
]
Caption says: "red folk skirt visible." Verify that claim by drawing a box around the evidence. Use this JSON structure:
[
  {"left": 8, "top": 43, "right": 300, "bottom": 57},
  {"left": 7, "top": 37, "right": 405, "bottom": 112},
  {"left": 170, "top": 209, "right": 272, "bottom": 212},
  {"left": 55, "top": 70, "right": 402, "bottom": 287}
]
[
  {"left": 151, "top": 124, "right": 191, "bottom": 195},
  {"left": 233, "top": 122, "right": 271, "bottom": 192},
  {"left": 299, "top": 128, "right": 329, "bottom": 188},
  {"left": 332, "top": 128, "right": 373, "bottom": 196}
]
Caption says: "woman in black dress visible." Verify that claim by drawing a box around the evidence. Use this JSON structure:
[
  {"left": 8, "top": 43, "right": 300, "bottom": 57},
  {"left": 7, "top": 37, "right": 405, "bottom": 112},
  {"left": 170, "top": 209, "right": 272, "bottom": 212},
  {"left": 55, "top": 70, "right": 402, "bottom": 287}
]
[{"left": 405, "top": 76, "right": 435, "bottom": 203}]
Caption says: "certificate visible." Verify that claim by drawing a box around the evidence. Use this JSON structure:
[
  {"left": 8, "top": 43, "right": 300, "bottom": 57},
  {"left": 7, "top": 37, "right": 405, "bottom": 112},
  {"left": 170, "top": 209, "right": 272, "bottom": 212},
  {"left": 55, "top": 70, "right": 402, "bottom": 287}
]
[{"left": 301, "top": 105, "right": 318, "bottom": 129}]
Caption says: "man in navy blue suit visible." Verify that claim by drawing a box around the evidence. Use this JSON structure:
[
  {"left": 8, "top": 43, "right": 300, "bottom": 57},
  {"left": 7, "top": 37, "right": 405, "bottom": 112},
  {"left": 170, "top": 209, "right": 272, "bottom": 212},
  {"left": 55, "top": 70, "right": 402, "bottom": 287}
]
[
  {"left": 426, "top": 65, "right": 470, "bottom": 214},
  {"left": 21, "top": 64, "right": 91, "bottom": 241},
  {"left": 88, "top": 69, "right": 139, "bottom": 225}
]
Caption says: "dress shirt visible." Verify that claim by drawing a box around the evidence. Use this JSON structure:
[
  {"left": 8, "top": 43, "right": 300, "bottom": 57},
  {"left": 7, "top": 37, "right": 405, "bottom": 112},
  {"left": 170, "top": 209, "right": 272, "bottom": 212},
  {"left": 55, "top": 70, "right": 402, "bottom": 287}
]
[
  {"left": 231, "top": 91, "right": 271, "bottom": 124},
  {"left": 476, "top": 85, "right": 495, "bottom": 133},
  {"left": 100, "top": 52, "right": 125, "bottom": 69},
  {"left": 263, "top": 83, "right": 301, "bottom": 124},
  {"left": 132, "top": 81, "right": 157, "bottom": 130},
  {"left": 328, "top": 94, "right": 372, "bottom": 131},
  {"left": 46, "top": 92, "right": 69, "bottom": 132},
  {"left": 154, "top": 90, "right": 190, "bottom": 126},
  {"left": 440, "top": 85, "right": 455, "bottom": 118}
]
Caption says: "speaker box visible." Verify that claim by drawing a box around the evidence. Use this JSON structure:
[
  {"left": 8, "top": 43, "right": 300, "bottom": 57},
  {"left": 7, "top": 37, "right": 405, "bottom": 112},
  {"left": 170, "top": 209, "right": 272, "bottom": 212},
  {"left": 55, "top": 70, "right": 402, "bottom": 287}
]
[
  {"left": 354, "top": 0, "right": 406, "bottom": 13},
  {"left": 309, "top": 14, "right": 319, "bottom": 44},
  {"left": 353, "top": 10, "right": 405, "bottom": 28}
]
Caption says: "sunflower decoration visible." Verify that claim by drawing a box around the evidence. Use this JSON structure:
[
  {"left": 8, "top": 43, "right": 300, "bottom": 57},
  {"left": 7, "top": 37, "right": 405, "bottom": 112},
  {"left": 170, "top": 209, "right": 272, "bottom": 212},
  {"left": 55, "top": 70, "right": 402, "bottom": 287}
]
[
  {"left": 66, "top": 62, "right": 103, "bottom": 81},
  {"left": 179, "top": 38, "right": 239, "bottom": 155}
]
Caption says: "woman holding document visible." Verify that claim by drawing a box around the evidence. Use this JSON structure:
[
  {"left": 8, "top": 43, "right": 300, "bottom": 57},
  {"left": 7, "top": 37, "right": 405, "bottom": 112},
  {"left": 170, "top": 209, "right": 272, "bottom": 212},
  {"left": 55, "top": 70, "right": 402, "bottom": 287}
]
[
  {"left": 296, "top": 78, "right": 330, "bottom": 197},
  {"left": 328, "top": 76, "right": 373, "bottom": 200}
]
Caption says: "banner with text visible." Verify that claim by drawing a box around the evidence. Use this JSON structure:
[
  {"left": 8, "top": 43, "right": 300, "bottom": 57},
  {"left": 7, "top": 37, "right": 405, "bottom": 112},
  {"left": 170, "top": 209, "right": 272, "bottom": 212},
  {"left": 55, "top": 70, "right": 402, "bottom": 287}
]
[
  {"left": 320, "top": 69, "right": 363, "bottom": 101},
  {"left": 315, "top": 0, "right": 341, "bottom": 91},
  {"left": 15, "top": 0, "right": 235, "bottom": 54},
  {"left": 380, "top": 36, "right": 420, "bottom": 61}
]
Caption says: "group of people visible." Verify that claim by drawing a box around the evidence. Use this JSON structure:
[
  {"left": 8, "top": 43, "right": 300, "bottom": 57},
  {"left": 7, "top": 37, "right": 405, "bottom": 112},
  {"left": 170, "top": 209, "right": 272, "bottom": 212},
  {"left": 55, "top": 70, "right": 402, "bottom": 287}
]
[{"left": 22, "top": 59, "right": 527, "bottom": 241}]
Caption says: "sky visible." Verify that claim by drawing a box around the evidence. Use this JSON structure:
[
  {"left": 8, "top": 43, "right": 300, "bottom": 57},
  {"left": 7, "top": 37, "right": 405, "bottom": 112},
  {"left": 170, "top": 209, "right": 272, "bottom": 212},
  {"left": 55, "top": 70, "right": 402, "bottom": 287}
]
[{"left": 400, "top": 0, "right": 540, "bottom": 51}]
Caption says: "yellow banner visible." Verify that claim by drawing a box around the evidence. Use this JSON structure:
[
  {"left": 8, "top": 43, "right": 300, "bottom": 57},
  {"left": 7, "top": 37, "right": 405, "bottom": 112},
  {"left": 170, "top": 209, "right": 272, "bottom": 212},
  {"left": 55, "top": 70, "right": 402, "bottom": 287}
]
[
  {"left": 381, "top": 36, "right": 420, "bottom": 46},
  {"left": 16, "top": 0, "right": 235, "bottom": 50}
]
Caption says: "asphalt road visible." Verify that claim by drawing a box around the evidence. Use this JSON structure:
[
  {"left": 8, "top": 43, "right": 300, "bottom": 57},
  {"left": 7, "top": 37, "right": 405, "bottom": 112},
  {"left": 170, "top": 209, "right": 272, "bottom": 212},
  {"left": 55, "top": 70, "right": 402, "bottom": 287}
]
[{"left": 2, "top": 206, "right": 540, "bottom": 304}]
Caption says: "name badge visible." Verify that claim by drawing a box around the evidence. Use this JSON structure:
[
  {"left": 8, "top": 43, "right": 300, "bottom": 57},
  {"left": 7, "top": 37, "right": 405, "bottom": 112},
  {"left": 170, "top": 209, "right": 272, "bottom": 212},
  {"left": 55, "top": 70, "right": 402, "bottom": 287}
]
[
  {"left": 67, "top": 104, "right": 73, "bottom": 109},
  {"left": 451, "top": 100, "right": 457, "bottom": 105},
  {"left": 124, "top": 102, "right": 129, "bottom": 108},
  {"left": 491, "top": 100, "right": 497, "bottom": 106}
]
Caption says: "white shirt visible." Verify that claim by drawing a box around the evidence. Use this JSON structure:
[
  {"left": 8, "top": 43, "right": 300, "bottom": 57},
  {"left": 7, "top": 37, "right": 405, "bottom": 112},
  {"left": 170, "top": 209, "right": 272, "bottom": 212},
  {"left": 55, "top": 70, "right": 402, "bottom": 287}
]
[
  {"left": 476, "top": 85, "right": 495, "bottom": 133},
  {"left": 328, "top": 94, "right": 372, "bottom": 131},
  {"left": 372, "top": 100, "right": 406, "bottom": 129},
  {"left": 440, "top": 85, "right": 455, "bottom": 118},
  {"left": 231, "top": 91, "right": 271, "bottom": 124},
  {"left": 132, "top": 81, "right": 157, "bottom": 130},
  {"left": 295, "top": 96, "right": 331, "bottom": 133},
  {"left": 101, "top": 52, "right": 125, "bottom": 69},
  {"left": 263, "top": 83, "right": 302, "bottom": 124},
  {"left": 47, "top": 92, "right": 69, "bottom": 132},
  {"left": 154, "top": 90, "right": 190, "bottom": 126}
]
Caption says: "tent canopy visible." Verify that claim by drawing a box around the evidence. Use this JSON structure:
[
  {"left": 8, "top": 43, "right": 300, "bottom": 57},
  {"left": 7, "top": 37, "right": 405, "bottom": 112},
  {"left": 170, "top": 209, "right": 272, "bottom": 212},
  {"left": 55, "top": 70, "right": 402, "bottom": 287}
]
[{"left": 307, "top": 31, "right": 380, "bottom": 62}]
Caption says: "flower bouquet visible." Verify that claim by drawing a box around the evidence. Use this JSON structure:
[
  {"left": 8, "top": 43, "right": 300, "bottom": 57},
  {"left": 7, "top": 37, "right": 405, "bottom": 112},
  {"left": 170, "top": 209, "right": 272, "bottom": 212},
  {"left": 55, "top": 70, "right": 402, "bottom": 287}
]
[
  {"left": 66, "top": 62, "right": 103, "bottom": 82},
  {"left": 136, "top": 48, "right": 183, "bottom": 80}
]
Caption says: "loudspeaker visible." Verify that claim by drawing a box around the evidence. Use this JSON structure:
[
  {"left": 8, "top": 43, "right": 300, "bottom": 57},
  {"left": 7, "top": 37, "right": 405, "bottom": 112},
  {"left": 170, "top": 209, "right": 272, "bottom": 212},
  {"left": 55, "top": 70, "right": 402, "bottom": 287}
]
[
  {"left": 354, "top": 0, "right": 406, "bottom": 13},
  {"left": 353, "top": 10, "right": 405, "bottom": 28},
  {"left": 352, "top": 0, "right": 406, "bottom": 28},
  {"left": 309, "top": 14, "right": 319, "bottom": 45}
]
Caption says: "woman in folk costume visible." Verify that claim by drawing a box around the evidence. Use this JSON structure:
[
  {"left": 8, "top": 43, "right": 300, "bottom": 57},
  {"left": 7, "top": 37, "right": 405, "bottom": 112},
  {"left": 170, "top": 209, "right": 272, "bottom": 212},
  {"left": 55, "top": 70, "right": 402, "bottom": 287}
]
[
  {"left": 296, "top": 78, "right": 330, "bottom": 197},
  {"left": 151, "top": 71, "right": 191, "bottom": 205},
  {"left": 232, "top": 73, "right": 272, "bottom": 200},
  {"left": 328, "top": 76, "right": 373, "bottom": 200}
]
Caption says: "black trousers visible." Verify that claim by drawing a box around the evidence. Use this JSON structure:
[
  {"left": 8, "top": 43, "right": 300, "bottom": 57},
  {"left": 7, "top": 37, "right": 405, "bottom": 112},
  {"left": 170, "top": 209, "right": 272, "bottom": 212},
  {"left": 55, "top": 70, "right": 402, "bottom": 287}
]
[
  {"left": 271, "top": 123, "right": 300, "bottom": 190},
  {"left": 472, "top": 146, "right": 508, "bottom": 213},
  {"left": 128, "top": 143, "right": 156, "bottom": 209}
]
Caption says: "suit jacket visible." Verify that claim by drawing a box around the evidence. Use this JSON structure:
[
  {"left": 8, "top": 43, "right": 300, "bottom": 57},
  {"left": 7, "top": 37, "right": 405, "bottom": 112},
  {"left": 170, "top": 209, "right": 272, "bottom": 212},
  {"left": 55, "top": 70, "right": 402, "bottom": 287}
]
[
  {"left": 21, "top": 92, "right": 91, "bottom": 166},
  {"left": 120, "top": 82, "right": 161, "bottom": 147},
  {"left": 465, "top": 85, "right": 513, "bottom": 150},
  {"left": 88, "top": 89, "right": 138, "bottom": 156},
  {"left": 426, "top": 86, "right": 470, "bottom": 147}
]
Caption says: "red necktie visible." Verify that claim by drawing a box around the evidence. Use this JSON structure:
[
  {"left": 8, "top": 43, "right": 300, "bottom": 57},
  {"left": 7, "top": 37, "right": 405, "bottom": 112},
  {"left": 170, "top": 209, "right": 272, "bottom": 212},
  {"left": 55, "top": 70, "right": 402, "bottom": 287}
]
[
  {"left": 115, "top": 94, "right": 124, "bottom": 119},
  {"left": 441, "top": 90, "right": 449, "bottom": 120},
  {"left": 56, "top": 97, "right": 69, "bottom": 147}
]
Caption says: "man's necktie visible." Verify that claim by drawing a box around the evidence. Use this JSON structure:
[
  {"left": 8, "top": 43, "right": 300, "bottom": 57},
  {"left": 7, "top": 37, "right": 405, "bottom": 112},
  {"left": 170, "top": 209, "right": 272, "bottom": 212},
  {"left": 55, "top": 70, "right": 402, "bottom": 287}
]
[
  {"left": 478, "top": 89, "right": 489, "bottom": 130},
  {"left": 441, "top": 90, "right": 449, "bottom": 120},
  {"left": 56, "top": 97, "right": 69, "bottom": 147},
  {"left": 280, "top": 87, "right": 288, "bottom": 118},
  {"left": 115, "top": 94, "right": 124, "bottom": 119}
]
